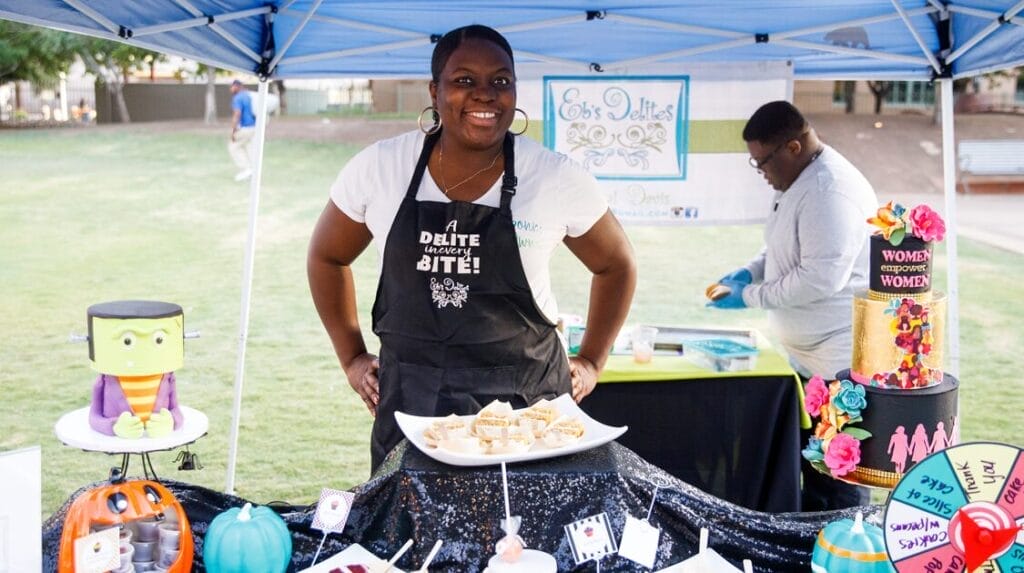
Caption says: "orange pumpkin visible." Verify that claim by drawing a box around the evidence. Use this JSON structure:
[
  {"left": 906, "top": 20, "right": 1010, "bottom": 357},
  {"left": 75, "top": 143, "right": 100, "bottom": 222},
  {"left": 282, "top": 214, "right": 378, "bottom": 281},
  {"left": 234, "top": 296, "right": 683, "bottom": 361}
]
[{"left": 58, "top": 473, "right": 193, "bottom": 572}]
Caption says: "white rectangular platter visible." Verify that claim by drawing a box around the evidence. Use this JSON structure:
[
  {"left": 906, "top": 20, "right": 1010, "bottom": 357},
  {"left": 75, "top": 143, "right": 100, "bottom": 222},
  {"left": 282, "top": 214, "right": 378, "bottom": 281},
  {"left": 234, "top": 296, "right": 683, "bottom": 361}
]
[
  {"left": 297, "top": 543, "right": 404, "bottom": 573},
  {"left": 394, "top": 393, "right": 627, "bottom": 467}
]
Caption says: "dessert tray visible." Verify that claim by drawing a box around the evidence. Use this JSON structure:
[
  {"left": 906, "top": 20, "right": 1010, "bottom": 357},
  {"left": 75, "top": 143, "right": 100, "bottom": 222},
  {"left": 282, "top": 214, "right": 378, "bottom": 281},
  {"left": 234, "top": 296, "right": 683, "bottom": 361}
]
[{"left": 395, "top": 393, "right": 627, "bottom": 467}]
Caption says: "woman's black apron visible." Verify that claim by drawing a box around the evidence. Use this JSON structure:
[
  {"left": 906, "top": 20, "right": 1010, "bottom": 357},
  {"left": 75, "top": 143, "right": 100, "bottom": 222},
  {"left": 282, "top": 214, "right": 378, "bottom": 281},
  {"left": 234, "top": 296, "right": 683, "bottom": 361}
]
[{"left": 369, "top": 131, "right": 571, "bottom": 469}]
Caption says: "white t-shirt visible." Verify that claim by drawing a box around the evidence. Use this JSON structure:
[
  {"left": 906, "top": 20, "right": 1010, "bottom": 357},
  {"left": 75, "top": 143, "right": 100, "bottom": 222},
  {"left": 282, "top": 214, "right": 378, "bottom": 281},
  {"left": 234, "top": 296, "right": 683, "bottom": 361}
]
[{"left": 330, "top": 130, "right": 608, "bottom": 323}]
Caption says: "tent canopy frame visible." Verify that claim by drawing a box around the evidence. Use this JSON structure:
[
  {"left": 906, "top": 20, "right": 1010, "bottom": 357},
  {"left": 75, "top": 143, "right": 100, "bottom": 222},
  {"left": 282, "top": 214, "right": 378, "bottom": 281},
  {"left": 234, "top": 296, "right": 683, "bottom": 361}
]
[{"left": 6, "top": 0, "right": 1017, "bottom": 492}]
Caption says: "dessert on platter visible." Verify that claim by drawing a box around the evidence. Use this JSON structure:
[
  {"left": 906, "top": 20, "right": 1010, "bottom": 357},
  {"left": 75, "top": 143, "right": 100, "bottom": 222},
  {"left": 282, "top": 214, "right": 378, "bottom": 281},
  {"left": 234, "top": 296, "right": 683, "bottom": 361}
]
[
  {"left": 803, "top": 202, "right": 959, "bottom": 489},
  {"left": 422, "top": 398, "right": 584, "bottom": 455},
  {"left": 395, "top": 393, "right": 626, "bottom": 466}
]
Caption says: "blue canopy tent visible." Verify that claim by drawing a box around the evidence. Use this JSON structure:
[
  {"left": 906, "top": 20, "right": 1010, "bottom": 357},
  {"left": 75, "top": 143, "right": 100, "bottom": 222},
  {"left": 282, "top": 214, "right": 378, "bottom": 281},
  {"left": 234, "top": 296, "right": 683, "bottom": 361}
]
[{"left": 2, "top": 0, "right": 1023, "bottom": 492}]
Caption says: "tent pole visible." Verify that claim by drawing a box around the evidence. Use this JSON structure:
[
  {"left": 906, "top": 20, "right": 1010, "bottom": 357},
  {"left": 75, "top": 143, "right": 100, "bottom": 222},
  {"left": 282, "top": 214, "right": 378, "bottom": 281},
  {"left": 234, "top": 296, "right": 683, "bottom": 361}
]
[
  {"left": 939, "top": 78, "right": 959, "bottom": 379},
  {"left": 225, "top": 79, "right": 271, "bottom": 494}
]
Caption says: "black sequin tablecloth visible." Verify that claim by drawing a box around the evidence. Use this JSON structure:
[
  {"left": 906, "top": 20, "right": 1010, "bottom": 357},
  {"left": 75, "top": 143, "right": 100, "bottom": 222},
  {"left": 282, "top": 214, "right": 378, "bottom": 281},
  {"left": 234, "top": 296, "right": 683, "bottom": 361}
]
[{"left": 43, "top": 441, "right": 880, "bottom": 572}]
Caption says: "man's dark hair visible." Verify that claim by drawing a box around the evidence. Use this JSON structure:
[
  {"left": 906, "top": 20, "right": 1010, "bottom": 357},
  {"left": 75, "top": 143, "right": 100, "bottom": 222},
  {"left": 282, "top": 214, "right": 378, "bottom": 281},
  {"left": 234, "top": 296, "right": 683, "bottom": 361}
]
[
  {"left": 431, "top": 25, "right": 515, "bottom": 82},
  {"left": 742, "top": 100, "right": 808, "bottom": 145}
]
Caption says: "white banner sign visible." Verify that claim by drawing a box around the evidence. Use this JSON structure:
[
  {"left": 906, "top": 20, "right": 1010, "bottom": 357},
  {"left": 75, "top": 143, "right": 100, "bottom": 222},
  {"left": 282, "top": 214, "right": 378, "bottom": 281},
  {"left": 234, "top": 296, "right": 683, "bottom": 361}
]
[
  {"left": 532, "top": 63, "right": 792, "bottom": 225},
  {"left": 545, "top": 76, "right": 687, "bottom": 180}
]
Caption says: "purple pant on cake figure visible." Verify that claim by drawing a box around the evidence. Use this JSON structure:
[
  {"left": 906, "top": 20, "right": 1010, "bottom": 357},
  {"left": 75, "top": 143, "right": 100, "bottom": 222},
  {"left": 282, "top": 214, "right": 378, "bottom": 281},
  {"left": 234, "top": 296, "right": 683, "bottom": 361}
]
[{"left": 89, "top": 372, "right": 183, "bottom": 437}]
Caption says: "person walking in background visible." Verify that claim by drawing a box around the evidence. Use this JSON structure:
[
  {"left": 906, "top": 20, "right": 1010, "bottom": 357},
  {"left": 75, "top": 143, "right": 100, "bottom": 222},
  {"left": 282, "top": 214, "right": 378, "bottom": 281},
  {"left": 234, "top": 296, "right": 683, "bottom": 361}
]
[
  {"left": 706, "top": 101, "right": 878, "bottom": 511},
  {"left": 228, "top": 79, "right": 256, "bottom": 181}
]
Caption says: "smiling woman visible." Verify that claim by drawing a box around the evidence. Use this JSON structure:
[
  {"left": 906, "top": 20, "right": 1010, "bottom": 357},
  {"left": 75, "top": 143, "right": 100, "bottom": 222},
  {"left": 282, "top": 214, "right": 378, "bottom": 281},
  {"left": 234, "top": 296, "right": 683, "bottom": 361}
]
[{"left": 306, "top": 24, "right": 638, "bottom": 471}]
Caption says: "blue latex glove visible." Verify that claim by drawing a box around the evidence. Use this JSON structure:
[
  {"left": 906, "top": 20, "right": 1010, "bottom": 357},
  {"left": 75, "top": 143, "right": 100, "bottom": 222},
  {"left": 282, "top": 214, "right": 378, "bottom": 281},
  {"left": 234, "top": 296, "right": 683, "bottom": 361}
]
[
  {"left": 706, "top": 280, "right": 748, "bottom": 309},
  {"left": 719, "top": 268, "right": 752, "bottom": 285}
]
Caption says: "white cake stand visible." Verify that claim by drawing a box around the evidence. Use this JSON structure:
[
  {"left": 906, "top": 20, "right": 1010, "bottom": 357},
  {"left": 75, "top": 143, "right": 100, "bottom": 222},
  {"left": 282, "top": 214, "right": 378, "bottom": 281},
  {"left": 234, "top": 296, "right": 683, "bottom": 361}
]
[{"left": 55, "top": 405, "right": 208, "bottom": 479}]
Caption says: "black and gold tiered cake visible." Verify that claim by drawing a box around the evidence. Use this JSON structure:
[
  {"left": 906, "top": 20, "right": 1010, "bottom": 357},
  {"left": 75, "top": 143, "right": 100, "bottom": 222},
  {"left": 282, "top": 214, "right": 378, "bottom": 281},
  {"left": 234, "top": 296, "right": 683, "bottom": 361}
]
[{"left": 803, "top": 202, "right": 959, "bottom": 489}]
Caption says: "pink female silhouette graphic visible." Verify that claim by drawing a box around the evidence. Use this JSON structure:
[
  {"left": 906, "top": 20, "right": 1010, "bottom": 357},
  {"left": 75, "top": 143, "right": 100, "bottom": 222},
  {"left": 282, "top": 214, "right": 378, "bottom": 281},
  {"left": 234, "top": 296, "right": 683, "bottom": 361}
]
[
  {"left": 931, "top": 421, "right": 951, "bottom": 452},
  {"left": 909, "top": 423, "right": 931, "bottom": 463},
  {"left": 888, "top": 425, "right": 910, "bottom": 473}
]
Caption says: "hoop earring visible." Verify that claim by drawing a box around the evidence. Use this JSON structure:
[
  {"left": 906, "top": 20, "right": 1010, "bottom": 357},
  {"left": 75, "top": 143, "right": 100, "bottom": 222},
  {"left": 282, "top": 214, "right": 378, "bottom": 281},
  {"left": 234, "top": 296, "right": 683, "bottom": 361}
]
[
  {"left": 418, "top": 105, "right": 441, "bottom": 135},
  {"left": 511, "top": 107, "right": 529, "bottom": 136}
]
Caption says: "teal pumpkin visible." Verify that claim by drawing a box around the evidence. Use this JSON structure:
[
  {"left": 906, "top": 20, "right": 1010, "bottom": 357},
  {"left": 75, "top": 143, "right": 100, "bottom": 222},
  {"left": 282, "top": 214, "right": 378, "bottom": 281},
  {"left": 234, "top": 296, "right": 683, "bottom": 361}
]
[
  {"left": 204, "top": 502, "right": 292, "bottom": 573},
  {"left": 811, "top": 512, "right": 895, "bottom": 573}
]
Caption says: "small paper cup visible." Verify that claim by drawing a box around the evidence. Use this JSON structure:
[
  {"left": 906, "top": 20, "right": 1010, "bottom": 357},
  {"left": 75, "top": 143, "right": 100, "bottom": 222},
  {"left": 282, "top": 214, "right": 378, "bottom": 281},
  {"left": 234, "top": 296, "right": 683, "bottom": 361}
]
[
  {"left": 135, "top": 518, "right": 160, "bottom": 542},
  {"left": 132, "top": 540, "right": 157, "bottom": 562},
  {"left": 157, "top": 521, "right": 180, "bottom": 550}
]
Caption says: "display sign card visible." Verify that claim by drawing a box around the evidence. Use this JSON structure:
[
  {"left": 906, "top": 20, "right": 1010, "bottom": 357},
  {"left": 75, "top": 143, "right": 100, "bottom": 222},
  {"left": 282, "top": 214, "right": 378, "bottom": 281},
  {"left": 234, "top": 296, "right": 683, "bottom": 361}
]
[
  {"left": 564, "top": 512, "right": 617, "bottom": 564},
  {"left": 311, "top": 488, "right": 356, "bottom": 533},
  {"left": 0, "top": 446, "right": 41, "bottom": 573},
  {"left": 73, "top": 528, "right": 119, "bottom": 573},
  {"left": 618, "top": 515, "right": 660, "bottom": 568}
]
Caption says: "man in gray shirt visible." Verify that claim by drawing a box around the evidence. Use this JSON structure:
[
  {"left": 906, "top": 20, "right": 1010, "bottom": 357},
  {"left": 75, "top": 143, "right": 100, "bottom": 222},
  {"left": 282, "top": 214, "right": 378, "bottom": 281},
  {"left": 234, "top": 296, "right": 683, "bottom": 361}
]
[{"left": 709, "top": 101, "right": 877, "bottom": 510}]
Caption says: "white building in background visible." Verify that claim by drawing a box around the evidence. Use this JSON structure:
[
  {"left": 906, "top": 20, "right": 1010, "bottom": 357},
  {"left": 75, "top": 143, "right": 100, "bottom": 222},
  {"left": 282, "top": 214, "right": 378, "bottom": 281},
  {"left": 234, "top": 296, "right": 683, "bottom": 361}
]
[{"left": 794, "top": 72, "right": 1024, "bottom": 115}]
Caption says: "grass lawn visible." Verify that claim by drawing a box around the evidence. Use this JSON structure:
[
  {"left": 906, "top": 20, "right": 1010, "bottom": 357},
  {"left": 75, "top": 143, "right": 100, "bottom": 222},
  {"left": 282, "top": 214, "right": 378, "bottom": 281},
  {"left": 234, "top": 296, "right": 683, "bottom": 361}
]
[{"left": 1, "top": 124, "right": 1021, "bottom": 518}]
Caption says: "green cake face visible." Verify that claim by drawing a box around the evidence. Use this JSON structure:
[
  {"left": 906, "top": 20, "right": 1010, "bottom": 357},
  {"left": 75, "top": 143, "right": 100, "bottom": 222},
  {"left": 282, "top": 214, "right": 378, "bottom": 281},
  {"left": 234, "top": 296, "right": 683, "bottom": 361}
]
[{"left": 87, "top": 301, "right": 184, "bottom": 375}]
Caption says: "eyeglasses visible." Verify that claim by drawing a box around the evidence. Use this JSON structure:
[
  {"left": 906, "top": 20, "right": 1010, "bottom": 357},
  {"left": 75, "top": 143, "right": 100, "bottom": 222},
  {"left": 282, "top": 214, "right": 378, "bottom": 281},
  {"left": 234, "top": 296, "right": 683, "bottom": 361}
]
[
  {"left": 748, "top": 141, "right": 788, "bottom": 171},
  {"left": 748, "top": 130, "right": 811, "bottom": 170}
]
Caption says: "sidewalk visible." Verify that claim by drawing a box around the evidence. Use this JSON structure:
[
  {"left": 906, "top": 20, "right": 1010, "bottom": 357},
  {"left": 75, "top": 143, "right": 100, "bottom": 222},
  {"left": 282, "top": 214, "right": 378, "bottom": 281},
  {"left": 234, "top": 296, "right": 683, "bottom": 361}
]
[{"left": 810, "top": 112, "right": 1024, "bottom": 256}]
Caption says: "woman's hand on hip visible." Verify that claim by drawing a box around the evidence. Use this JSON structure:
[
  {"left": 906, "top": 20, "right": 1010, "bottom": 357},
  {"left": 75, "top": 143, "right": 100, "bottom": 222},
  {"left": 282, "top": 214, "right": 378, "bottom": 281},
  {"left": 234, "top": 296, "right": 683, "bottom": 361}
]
[
  {"left": 344, "top": 353, "right": 380, "bottom": 416},
  {"left": 568, "top": 356, "right": 599, "bottom": 403}
]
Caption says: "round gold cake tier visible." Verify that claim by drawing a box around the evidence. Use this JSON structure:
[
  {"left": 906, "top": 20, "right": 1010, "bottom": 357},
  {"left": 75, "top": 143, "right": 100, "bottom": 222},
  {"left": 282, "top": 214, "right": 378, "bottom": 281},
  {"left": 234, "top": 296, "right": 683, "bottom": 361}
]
[
  {"left": 852, "top": 291, "right": 945, "bottom": 385},
  {"left": 866, "top": 289, "right": 934, "bottom": 303}
]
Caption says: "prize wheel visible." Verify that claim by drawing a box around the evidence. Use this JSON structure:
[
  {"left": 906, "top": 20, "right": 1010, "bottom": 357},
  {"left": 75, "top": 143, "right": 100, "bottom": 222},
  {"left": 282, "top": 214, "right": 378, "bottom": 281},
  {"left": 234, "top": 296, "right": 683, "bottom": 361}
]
[{"left": 884, "top": 442, "right": 1024, "bottom": 572}]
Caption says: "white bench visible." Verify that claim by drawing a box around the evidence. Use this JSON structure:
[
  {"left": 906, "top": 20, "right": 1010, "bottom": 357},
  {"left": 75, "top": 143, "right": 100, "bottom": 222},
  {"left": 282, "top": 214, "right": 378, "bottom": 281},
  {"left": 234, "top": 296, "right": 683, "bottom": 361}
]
[{"left": 958, "top": 139, "right": 1024, "bottom": 193}]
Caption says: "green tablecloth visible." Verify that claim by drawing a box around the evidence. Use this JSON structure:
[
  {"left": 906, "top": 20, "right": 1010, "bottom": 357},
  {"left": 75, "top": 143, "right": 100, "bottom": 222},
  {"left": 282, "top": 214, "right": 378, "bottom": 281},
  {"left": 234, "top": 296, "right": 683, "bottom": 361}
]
[{"left": 597, "top": 339, "right": 811, "bottom": 429}]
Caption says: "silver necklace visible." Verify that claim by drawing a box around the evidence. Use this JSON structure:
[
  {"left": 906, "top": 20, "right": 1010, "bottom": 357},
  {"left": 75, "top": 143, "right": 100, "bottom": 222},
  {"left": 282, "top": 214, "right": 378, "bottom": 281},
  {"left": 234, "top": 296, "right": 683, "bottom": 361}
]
[{"left": 438, "top": 140, "right": 502, "bottom": 195}]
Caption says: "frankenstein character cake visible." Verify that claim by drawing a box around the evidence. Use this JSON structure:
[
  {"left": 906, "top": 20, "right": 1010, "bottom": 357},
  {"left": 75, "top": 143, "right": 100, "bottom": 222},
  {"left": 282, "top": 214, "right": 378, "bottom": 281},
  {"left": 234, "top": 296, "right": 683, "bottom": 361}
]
[
  {"left": 87, "top": 300, "right": 186, "bottom": 438},
  {"left": 803, "top": 202, "right": 959, "bottom": 488}
]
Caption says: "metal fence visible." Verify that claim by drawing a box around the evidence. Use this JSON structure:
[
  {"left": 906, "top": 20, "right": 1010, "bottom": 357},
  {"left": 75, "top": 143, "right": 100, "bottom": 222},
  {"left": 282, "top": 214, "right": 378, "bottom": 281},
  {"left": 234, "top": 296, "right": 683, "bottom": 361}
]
[{"left": 0, "top": 77, "right": 96, "bottom": 122}]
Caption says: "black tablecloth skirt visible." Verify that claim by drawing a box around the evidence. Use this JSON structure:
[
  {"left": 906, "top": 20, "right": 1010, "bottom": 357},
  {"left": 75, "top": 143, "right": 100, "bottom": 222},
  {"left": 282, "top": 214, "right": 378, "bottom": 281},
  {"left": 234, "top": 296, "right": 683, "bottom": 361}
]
[
  {"left": 582, "top": 375, "right": 803, "bottom": 513},
  {"left": 42, "top": 441, "right": 879, "bottom": 572}
]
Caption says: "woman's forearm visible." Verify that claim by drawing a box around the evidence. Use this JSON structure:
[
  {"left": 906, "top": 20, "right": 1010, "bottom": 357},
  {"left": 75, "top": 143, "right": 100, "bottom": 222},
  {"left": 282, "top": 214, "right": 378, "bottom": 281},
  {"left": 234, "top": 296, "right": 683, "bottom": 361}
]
[
  {"left": 578, "top": 258, "right": 637, "bottom": 371},
  {"left": 307, "top": 250, "right": 368, "bottom": 370}
]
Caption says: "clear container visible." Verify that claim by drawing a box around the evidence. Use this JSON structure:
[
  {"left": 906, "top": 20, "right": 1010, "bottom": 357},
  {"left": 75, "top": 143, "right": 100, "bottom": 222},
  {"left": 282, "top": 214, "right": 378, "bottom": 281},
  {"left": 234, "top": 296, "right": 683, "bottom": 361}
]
[{"left": 684, "top": 338, "right": 759, "bottom": 372}]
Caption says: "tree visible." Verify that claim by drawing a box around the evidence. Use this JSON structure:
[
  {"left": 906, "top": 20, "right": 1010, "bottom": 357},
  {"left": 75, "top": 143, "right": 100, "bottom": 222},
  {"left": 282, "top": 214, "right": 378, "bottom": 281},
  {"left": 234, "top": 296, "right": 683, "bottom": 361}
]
[
  {"left": 842, "top": 81, "right": 856, "bottom": 114},
  {"left": 0, "top": 21, "right": 77, "bottom": 115},
  {"left": 867, "top": 81, "right": 893, "bottom": 114},
  {"left": 195, "top": 63, "right": 221, "bottom": 124},
  {"left": 73, "top": 38, "right": 164, "bottom": 123},
  {"left": 272, "top": 79, "right": 287, "bottom": 115}
]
